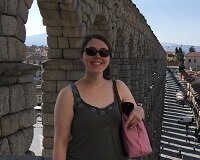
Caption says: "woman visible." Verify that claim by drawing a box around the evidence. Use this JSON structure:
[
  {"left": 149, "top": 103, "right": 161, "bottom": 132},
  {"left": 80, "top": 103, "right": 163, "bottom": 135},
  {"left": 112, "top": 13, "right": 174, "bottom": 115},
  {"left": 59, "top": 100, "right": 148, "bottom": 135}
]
[{"left": 53, "top": 34, "right": 144, "bottom": 160}]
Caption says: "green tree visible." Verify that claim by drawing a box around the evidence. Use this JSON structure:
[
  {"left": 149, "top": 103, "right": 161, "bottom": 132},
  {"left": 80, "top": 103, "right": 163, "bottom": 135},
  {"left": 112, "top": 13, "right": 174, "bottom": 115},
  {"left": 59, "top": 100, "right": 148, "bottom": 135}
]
[
  {"left": 175, "top": 47, "right": 185, "bottom": 71},
  {"left": 189, "top": 46, "right": 196, "bottom": 52},
  {"left": 178, "top": 47, "right": 183, "bottom": 53},
  {"left": 175, "top": 47, "right": 179, "bottom": 53}
]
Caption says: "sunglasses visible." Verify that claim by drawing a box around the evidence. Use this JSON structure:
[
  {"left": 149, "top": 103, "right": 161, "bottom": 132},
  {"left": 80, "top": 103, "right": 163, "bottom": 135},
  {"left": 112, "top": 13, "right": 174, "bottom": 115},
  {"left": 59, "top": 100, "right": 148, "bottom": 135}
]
[{"left": 85, "top": 47, "right": 111, "bottom": 57}]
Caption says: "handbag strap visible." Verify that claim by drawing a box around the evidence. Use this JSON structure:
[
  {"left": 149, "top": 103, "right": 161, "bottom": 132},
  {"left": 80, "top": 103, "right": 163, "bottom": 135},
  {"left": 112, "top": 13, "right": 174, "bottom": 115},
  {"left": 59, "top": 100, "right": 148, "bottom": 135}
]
[
  {"left": 113, "top": 80, "right": 122, "bottom": 114},
  {"left": 113, "top": 81, "right": 153, "bottom": 146}
]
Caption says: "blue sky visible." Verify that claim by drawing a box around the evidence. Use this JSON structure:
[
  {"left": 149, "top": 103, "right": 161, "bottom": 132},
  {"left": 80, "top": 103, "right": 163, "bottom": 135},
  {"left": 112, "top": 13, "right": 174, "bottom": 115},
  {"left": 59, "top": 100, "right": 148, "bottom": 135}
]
[
  {"left": 26, "top": 0, "right": 46, "bottom": 36},
  {"left": 26, "top": 0, "right": 200, "bottom": 46},
  {"left": 133, "top": 0, "right": 200, "bottom": 46}
]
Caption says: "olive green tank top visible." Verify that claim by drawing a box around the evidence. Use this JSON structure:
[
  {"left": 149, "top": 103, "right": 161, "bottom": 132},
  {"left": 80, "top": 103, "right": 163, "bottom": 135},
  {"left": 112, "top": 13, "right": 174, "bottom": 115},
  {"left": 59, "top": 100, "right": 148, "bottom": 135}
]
[{"left": 67, "top": 83, "right": 127, "bottom": 160}]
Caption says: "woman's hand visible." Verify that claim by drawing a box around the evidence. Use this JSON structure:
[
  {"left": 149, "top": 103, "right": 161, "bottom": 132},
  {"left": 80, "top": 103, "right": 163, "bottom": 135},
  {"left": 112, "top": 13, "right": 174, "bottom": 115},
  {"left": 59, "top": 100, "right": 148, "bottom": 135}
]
[{"left": 125, "top": 105, "right": 145, "bottom": 129}]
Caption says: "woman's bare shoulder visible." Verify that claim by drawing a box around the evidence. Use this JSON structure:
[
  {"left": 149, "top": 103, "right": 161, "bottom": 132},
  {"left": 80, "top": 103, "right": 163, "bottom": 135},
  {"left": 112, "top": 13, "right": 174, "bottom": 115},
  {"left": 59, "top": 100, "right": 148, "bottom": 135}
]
[
  {"left": 59, "top": 85, "right": 73, "bottom": 95},
  {"left": 115, "top": 79, "right": 127, "bottom": 89},
  {"left": 56, "top": 84, "right": 74, "bottom": 107}
]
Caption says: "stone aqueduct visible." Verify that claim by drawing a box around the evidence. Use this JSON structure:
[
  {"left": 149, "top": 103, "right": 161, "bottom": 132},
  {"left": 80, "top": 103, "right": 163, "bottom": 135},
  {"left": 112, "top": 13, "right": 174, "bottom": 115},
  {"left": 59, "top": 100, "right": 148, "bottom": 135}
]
[{"left": 0, "top": 0, "right": 166, "bottom": 159}]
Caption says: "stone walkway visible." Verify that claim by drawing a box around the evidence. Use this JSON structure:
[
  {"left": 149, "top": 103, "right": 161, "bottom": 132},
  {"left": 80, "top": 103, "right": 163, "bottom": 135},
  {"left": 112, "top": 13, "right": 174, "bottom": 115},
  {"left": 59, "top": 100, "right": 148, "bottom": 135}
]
[
  {"left": 29, "top": 116, "right": 43, "bottom": 156},
  {"left": 160, "top": 69, "right": 200, "bottom": 159}
]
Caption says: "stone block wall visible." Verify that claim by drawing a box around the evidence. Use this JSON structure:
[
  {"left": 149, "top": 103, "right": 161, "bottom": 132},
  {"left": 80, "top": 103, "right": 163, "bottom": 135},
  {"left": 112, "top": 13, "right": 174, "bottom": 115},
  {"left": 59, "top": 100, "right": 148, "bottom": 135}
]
[
  {"left": 0, "top": 0, "right": 166, "bottom": 159},
  {"left": 37, "top": 0, "right": 166, "bottom": 159},
  {"left": 0, "top": 0, "right": 37, "bottom": 156}
]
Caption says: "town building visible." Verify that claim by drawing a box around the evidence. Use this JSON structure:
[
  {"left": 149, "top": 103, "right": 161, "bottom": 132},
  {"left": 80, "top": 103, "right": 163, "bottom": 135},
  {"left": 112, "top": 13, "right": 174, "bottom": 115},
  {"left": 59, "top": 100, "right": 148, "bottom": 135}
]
[
  {"left": 25, "top": 46, "right": 48, "bottom": 105},
  {"left": 166, "top": 51, "right": 178, "bottom": 66},
  {"left": 184, "top": 52, "right": 200, "bottom": 71},
  {"left": 181, "top": 70, "right": 200, "bottom": 130}
]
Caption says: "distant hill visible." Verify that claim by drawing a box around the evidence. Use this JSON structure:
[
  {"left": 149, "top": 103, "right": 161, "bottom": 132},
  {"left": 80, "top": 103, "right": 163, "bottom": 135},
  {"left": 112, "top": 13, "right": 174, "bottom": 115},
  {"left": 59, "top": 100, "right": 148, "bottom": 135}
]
[
  {"left": 161, "top": 42, "right": 200, "bottom": 53},
  {"left": 25, "top": 34, "right": 200, "bottom": 53},
  {"left": 25, "top": 33, "right": 47, "bottom": 46}
]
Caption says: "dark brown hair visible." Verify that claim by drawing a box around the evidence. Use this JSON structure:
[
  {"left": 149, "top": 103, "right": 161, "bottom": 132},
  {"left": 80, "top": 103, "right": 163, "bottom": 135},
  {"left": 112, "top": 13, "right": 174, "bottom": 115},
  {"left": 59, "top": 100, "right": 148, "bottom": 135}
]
[{"left": 80, "top": 34, "right": 112, "bottom": 80}]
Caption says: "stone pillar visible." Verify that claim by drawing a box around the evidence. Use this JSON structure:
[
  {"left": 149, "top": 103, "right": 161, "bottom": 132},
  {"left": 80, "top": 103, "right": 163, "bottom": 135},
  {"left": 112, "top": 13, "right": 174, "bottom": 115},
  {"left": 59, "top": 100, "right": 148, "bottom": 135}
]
[
  {"left": 37, "top": 0, "right": 167, "bottom": 159},
  {"left": 0, "top": 0, "right": 36, "bottom": 155}
]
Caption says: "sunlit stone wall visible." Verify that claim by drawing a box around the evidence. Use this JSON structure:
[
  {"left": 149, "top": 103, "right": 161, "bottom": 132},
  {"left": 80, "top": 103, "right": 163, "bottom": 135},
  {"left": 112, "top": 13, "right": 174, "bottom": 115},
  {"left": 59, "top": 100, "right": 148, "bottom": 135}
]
[
  {"left": 0, "top": 0, "right": 37, "bottom": 155},
  {"left": 38, "top": 0, "right": 166, "bottom": 159},
  {"left": 0, "top": 0, "right": 166, "bottom": 159}
]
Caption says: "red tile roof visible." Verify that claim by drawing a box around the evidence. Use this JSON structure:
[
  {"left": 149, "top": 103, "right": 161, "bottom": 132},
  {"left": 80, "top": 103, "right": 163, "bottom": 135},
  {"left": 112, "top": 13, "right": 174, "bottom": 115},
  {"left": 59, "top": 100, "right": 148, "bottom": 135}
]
[{"left": 185, "top": 52, "right": 200, "bottom": 57}]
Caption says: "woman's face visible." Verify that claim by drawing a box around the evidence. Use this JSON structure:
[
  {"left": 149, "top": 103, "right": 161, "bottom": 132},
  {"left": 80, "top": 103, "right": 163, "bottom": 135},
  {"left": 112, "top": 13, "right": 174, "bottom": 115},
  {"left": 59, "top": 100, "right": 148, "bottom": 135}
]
[{"left": 81, "top": 38, "right": 111, "bottom": 75}]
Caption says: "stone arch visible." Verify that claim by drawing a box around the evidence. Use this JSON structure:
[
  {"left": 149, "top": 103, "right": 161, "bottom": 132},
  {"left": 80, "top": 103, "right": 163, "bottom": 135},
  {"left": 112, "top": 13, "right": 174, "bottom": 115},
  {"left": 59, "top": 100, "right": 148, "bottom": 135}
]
[
  {"left": 114, "top": 29, "right": 125, "bottom": 58},
  {"left": 88, "top": 14, "right": 111, "bottom": 38},
  {"left": 0, "top": 0, "right": 167, "bottom": 159},
  {"left": 38, "top": 1, "right": 167, "bottom": 157},
  {"left": 128, "top": 34, "right": 134, "bottom": 58}
]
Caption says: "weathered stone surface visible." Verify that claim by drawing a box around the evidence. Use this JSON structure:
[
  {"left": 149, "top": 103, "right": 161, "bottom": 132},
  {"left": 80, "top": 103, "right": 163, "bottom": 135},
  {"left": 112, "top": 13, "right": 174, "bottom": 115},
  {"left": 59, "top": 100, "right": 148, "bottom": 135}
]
[
  {"left": 41, "top": 81, "right": 57, "bottom": 92},
  {"left": 46, "top": 27, "right": 62, "bottom": 36},
  {"left": 0, "top": 0, "right": 7, "bottom": 13},
  {"left": 37, "top": 1, "right": 59, "bottom": 10},
  {"left": 16, "top": 16, "right": 26, "bottom": 42},
  {"left": 40, "top": 9, "right": 60, "bottom": 19},
  {"left": 61, "top": 10, "right": 81, "bottom": 24},
  {"left": 7, "top": 37, "right": 17, "bottom": 61},
  {"left": 17, "top": 0, "right": 29, "bottom": 23},
  {"left": 63, "top": 25, "right": 86, "bottom": 37},
  {"left": 43, "top": 125, "right": 54, "bottom": 137},
  {"left": 17, "top": 74, "right": 35, "bottom": 83},
  {"left": 42, "top": 149, "right": 53, "bottom": 157},
  {"left": 42, "top": 103, "right": 54, "bottom": 114},
  {"left": 42, "top": 113, "right": 54, "bottom": 126},
  {"left": 43, "top": 18, "right": 65, "bottom": 27},
  {"left": 0, "top": 63, "right": 37, "bottom": 85},
  {"left": 22, "top": 127, "right": 34, "bottom": 151},
  {"left": 0, "top": 87, "right": 9, "bottom": 117},
  {"left": 47, "top": 49, "right": 63, "bottom": 59},
  {"left": 6, "top": 37, "right": 27, "bottom": 62},
  {"left": 60, "top": 0, "right": 78, "bottom": 11},
  {"left": 57, "top": 80, "right": 71, "bottom": 92},
  {"left": 0, "top": 77, "right": 18, "bottom": 86},
  {"left": 1, "top": 15, "right": 17, "bottom": 36},
  {"left": 7, "top": 131, "right": 26, "bottom": 155},
  {"left": 47, "top": 36, "right": 58, "bottom": 49},
  {"left": 66, "top": 70, "right": 84, "bottom": 80},
  {"left": 58, "top": 37, "right": 69, "bottom": 49},
  {"left": 63, "top": 49, "right": 81, "bottom": 59},
  {"left": 0, "top": 138, "right": 10, "bottom": 155},
  {"left": 0, "top": 37, "right": 8, "bottom": 61},
  {"left": 42, "top": 92, "right": 58, "bottom": 103},
  {"left": 42, "top": 70, "right": 66, "bottom": 81},
  {"left": 43, "top": 59, "right": 73, "bottom": 70},
  {"left": 1, "top": 113, "right": 19, "bottom": 136},
  {"left": 9, "top": 84, "right": 25, "bottom": 113},
  {"left": 15, "top": 38, "right": 26, "bottom": 61},
  {"left": 23, "top": 83, "right": 37, "bottom": 109},
  {"left": 43, "top": 137, "right": 53, "bottom": 148},
  {"left": 72, "top": 60, "right": 84, "bottom": 70},
  {"left": 7, "top": 0, "right": 18, "bottom": 15},
  {"left": 68, "top": 37, "right": 82, "bottom": 48},
  {"left": 19, "top": 109, "right": 36, "bottom": 129},
  {"left": 25, "top": 0, "right": 34, "bottom": 9},
  {"left": 0, "top": 63, "right": 38, "bottom": 78}
]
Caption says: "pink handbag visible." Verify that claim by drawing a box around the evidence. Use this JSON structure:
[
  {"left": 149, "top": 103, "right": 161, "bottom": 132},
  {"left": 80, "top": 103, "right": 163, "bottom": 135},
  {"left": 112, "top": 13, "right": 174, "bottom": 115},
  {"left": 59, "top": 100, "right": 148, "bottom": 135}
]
[
  {"left": 122, "top": 115, "right": 152, "bottom": 158},
  {"left": 113, "top": 80, "right": 152, "bottom": 158}
]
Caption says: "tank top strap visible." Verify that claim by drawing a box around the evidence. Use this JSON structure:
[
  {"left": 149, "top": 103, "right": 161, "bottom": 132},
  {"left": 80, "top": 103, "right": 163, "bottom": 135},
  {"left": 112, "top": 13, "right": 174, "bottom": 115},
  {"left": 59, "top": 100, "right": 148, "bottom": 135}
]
[{"left": 70, "top": 83, "right": 82, "bottom": 108}]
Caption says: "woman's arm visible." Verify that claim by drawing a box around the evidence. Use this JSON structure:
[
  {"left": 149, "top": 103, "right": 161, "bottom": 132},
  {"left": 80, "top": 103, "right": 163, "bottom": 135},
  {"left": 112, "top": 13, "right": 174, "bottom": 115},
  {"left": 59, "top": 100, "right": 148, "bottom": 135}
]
[
  {"left": 53, "top": 86, "right": 74, "bottom": 160},
  {"left": 116, "top": 80, "right": 144, "bottom": 128}
]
